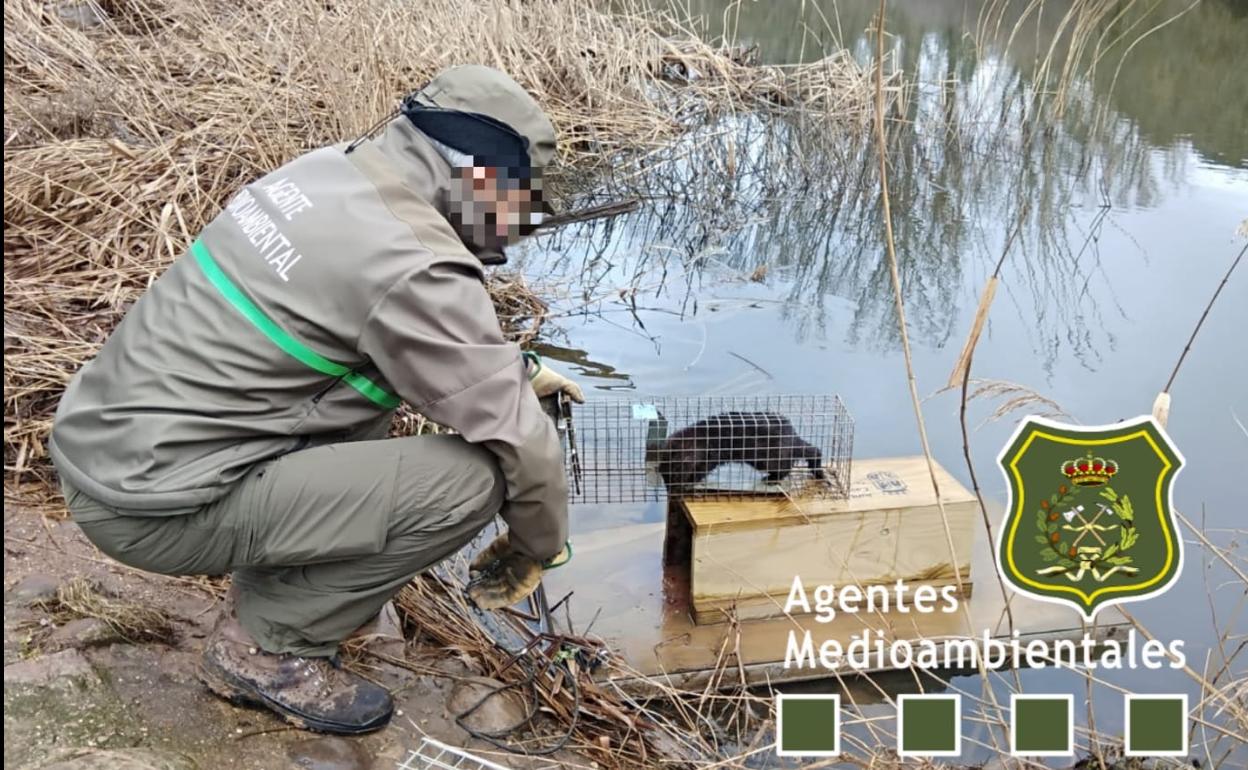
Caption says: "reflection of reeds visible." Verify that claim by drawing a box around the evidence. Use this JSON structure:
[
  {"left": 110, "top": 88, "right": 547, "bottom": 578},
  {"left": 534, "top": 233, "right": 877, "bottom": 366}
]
[
  {"left": 532, "top": 1, "right": 1198, "bottom": 357},
  {"left": 975, "top": 0, "right": 1204, "bottom": 127}
]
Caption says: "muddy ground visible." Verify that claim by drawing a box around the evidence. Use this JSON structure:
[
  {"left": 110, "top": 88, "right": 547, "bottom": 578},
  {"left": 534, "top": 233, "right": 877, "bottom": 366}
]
[{"left": 3, "top": 506, "right": 584, "bottom": 770}]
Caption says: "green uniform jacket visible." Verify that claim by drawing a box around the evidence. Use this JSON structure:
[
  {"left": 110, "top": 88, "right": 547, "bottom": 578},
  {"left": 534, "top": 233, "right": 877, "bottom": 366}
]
[{"left": 49, "top": 114, "right": 568, "bottom": 560}]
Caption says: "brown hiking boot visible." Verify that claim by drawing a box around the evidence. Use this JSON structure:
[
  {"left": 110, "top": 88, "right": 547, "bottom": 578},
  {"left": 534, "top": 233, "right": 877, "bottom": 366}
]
[{"left": 199, "top": 602, "right": 393, "bottom": 735}]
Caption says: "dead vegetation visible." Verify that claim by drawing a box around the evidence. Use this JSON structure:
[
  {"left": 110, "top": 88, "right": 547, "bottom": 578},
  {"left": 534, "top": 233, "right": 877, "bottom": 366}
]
[
  {"left": 2, "top": 0, "right": 875, "bottom": 499},
  {"left": 5, "top": 0, "right": 1243, "bottom": 767},
  {"left": 389, "top": 558, "right": 768, "bottom": 766},
  {"left": 386, "top": 522, "right": 1246, "bottom": 768},
  {"left": 34, "top": 576, "right": 178, "bottom": 646}
]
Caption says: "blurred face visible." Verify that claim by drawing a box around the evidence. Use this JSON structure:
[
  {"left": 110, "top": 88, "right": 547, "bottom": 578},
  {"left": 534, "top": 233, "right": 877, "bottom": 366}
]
[{"left": 447, "top": 165, "right": 543, "bottom": 250}]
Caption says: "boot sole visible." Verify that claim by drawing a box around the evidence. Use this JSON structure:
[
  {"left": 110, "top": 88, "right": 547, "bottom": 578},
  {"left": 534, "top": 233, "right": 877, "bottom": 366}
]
[{"left": 198, "top": 658, "right": 390, "bottom": 735}]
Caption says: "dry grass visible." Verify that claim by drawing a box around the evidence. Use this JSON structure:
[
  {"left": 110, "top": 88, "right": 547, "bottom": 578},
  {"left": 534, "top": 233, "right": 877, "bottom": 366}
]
[
  {"left": 2, "top": 0, "right": 876, "bottom": 497},
  {"left": 8, "top": 1, "right": 1240, "bottom": 767},
  {"left": 974, "top": 0, "right": 1203, "bottom": 126},
  {"left": 35, "top": 576, "right": 178, "bottom": 646},
  {"left": 393, "top": 569, "right": 643, "bottom": 763},
  {"left": 933, "top": 376, "right": 1073, "bottom": 428},
  {"left": 391, "top": 557, "right": 770, "bottom": 767}
]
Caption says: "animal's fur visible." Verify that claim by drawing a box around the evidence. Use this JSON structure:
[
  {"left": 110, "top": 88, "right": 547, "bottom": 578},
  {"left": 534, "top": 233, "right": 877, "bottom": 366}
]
[{"left": 652, "top": 411, "right": 824, "bottom": 496}]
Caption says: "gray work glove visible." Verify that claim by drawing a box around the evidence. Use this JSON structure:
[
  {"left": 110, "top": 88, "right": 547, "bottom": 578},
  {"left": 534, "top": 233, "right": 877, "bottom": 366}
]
[
  {"left": 525, "top": 353, "right": 584, "bottom": 403},
  {"left": 466, "top": 533, "right": 572, "bottom": 610}
]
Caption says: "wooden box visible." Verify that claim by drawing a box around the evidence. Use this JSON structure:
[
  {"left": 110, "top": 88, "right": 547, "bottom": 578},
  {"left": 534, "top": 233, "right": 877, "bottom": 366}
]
[{"left": 680, "top": 456, "right": 977, "bottom": 625}]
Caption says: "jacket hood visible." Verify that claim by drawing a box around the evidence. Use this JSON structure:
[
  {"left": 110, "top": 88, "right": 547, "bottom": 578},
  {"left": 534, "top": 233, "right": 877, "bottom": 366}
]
[
  {"left": 370, "top": 115, "right": 508, "bottom": 265},
  {"left": 406, "top": 64, "right": 557, "bottom": 170},
  {"left": 364, "top": 65, "right": 557, "bottom": 264}
]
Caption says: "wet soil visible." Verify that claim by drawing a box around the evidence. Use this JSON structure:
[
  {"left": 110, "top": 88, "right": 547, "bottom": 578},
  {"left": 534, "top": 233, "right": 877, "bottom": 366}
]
[{"left": 3, "top": 508, "right": 582, "bottom": 770}]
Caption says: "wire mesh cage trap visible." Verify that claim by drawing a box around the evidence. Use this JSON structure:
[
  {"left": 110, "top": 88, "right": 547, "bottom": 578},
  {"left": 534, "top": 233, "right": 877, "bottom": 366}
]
[
  {"left": 397, "top": 737, "right": 511, "bottom": 770},
  {"left": 553, "top": 394, "right": 853, "bottom": 504}
]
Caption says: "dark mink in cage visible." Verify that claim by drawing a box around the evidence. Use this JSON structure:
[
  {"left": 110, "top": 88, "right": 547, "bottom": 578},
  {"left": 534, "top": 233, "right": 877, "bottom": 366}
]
[{"left": 649, "top": 411, "right": 825, "bottom": 495}]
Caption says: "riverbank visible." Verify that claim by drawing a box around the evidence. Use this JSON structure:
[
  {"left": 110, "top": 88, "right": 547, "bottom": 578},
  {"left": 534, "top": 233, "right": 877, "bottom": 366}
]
[
  {"left": 3, "top": 0, "right": 879, "bottom": 500},
  {"left": 2, "top": 1, "right": 879, "bottom": 767},
  {"left": 5, "top": 1, "right": 1244, "bottom": 768}
]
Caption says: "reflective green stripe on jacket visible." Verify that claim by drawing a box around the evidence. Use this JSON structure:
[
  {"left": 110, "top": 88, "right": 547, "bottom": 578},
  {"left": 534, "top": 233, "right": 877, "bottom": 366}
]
[{"left": 50, "top": 112, "right": 568, "bottom": 560}]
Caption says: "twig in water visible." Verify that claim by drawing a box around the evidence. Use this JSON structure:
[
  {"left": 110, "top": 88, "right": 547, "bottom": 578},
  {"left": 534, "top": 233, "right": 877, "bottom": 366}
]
[
  {"left": 871, "top": 0, "right": 965, "bottom": 597},
  {"left": 1163, "top": 242, "right": 1245, "bottom": 394},
  {"left": 1232, "top": 410, "right": 1248, "bottom": 440},
  {"left": 726, "top": 351, "right": 773, "bottom": 380},
  {"left": 959, "top": 330, "right": 1020, "bottom": 642},
  {"left": 872, "top": 1, "right": 1008, "bottom": 754},
  {"left": 233, "top": 726, "right": 298, "bottom": 740}
]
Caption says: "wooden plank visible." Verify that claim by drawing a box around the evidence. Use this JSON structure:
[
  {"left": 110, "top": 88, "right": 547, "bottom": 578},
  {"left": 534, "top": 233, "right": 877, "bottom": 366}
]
[
  {"left": 541, "top": 515, "right": 1127, "bottom": 685},
  {"left": 682, "top": 456, "right": 977, "bottom": 531}
]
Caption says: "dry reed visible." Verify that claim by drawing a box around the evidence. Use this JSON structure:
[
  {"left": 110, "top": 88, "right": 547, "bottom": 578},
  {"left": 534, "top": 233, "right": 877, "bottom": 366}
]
[
  {"left": 7, "top": 1, "right": 1239, "bottom": 767},
  {"left": 3, "top": 0, "right": 875, "bottom": 498},
  {"left": 35, "top": 576, "right": 178, "bottom": 646},
  {"left": 393, "top": 568, "right": 662, "bottom": 765}
]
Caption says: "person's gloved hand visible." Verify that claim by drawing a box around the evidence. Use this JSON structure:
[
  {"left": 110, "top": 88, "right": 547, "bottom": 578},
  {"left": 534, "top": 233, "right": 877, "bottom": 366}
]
[
  {"left": 468, "top": 532, "right": 513, "bottom": 572},
  {"left": 525, "top": 353, "right": 585, "bottom": 403},
  {"left": 466, "top": 534, "right": 572, "bottom": 610},
  {"left": 466, "top": 550, "right": 541, "bottom": 610}
]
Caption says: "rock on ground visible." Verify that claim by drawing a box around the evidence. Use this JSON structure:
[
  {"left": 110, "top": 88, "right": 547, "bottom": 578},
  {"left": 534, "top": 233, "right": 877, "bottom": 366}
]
[
  {"left": 47, "top": 618, "right": 122, "bottom": 650},
  {"left": 4, "top": 649, "right": 100, "bottom": 688},
  {"left": 10, "top": 574, "right": 61, "bottom": 605},
  {"left": 447, "top": 676, "right": 532, "bottom": 737}
]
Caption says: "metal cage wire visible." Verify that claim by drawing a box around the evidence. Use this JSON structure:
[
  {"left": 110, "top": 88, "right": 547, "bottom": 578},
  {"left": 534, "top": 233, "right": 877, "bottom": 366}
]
[
  {"left": 554, "top": 394, "right": 853, "bottom": 504},
  {"left": 397, "top": 737, "right": 513, "bottom": 770}
]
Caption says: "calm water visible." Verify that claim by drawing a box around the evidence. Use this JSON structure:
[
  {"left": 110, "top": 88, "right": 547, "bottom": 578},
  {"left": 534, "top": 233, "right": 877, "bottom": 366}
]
[{"left": 517, "top": 0, "right": 1246, "bottom": 761}]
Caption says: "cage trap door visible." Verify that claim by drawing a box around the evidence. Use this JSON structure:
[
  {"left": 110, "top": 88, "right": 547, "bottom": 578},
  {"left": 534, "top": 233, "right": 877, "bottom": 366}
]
[{"left": 559, "top": 394, "right": 854, "bottom": 506}]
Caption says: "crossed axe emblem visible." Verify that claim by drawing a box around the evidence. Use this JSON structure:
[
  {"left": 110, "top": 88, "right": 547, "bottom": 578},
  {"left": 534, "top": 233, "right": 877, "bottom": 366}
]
[
  {"left": 1060, "top": 503, "right": 1118, "bottom": 546},
  {"left": 1037, "top": 503, "right": 1136, "bottom": 582}
]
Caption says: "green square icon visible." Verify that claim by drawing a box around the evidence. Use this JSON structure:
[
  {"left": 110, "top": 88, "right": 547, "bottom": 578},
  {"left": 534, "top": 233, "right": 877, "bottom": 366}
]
[
  {"left": 776, "top": 694, "right": 841, "bottom": 757},
  {"left": 1012, "top": 694, "right": 1073, "bottom": 756},
  {"left": 898, "top": 694, "right": 961, "bottom": 757},
  {"left": 1126, "top": 695, "right": 1188, "bottom": 756}
]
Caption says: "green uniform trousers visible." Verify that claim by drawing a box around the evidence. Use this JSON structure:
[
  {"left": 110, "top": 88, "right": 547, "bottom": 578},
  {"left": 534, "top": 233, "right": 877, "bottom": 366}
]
[{"left": 60, "top": 418, "right": 504, "bottom": 657}]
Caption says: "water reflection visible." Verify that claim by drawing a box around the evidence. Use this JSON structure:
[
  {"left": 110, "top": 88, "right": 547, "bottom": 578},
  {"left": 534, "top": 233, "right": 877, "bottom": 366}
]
[
  {"left": 679, "top": 0, "right": 1247, "bottom": 166},
  {"left": 524, "top": 0, "right": 1237, "bottom": 373},
  {"left": 516, "top": 2, "right": 1246, "bottom": 763}
]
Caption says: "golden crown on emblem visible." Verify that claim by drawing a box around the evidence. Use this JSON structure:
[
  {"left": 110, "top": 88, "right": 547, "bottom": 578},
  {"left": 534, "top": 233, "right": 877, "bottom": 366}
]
[{"left": 1060, "top": 452, "right": 1119, "bottom": 487}]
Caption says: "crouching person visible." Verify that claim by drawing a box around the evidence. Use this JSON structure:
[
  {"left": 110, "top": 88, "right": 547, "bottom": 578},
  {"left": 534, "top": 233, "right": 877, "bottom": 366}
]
[{"left": 48, "top": 65, "right": 581, "bottom": 735}]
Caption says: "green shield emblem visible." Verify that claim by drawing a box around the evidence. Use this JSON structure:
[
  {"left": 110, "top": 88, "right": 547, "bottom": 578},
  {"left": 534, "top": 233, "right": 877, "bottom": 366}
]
[{"left": 996, "top": 416, "right": 1184, "bottom": 619}]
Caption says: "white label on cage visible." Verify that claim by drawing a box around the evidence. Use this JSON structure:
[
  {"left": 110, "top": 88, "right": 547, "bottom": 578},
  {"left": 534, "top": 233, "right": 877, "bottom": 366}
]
[
  {"left": 631, "top": 403, "right": 660, "bottom": 420},
  {"left": 867, "top": 471, "right": 909, "bottom": 496}
]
